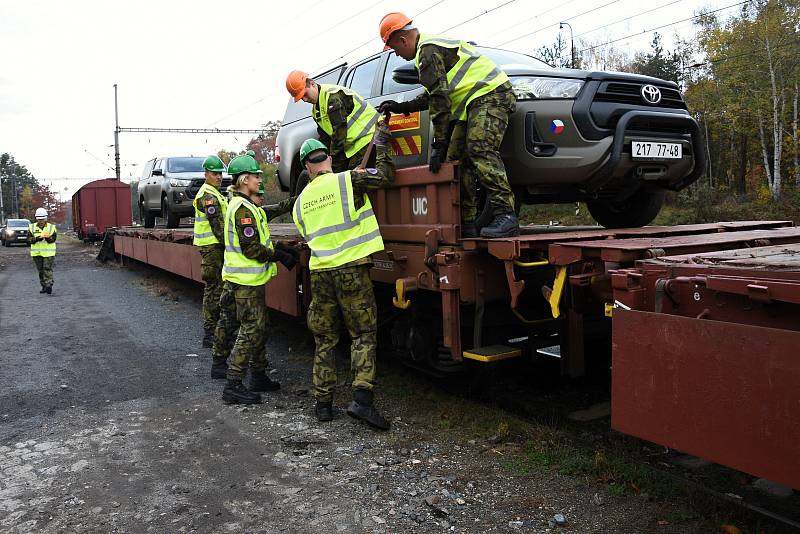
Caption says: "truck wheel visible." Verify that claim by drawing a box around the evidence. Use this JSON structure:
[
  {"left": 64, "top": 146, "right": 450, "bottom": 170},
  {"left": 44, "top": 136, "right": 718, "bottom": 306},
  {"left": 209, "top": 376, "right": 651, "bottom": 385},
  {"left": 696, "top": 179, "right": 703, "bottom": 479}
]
[
  {"left": 162, "top": 198, "right": 180, "bottom": 228},
  {"left": 587, "top": 187, "right": 666, "bottom": 228},
  {"left": 141, "top": 201, "right": 156, "bottom": 228}
]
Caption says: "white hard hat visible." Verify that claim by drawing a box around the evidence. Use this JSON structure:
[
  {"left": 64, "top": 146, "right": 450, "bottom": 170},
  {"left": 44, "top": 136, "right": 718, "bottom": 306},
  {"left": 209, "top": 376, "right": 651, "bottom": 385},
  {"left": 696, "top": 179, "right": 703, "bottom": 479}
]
[{"left": 35, "top": 207, "right": 48, "bottom": 219}]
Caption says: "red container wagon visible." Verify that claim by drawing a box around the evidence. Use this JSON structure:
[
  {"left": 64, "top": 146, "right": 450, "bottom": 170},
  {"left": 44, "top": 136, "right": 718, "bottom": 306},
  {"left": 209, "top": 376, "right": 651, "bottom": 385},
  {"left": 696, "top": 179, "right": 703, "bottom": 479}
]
[{"left": 72, "top": 179, "right": 132, "bottom": 241}]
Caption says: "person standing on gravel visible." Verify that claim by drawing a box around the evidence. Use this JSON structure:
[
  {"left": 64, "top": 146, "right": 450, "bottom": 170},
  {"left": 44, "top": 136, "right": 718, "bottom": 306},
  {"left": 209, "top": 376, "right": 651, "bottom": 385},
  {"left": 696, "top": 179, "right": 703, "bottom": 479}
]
[
  {"left": 28, "top": 207, "right": 57, "bottom": 295},
  {"left": 292, "top": 118, "right": 393, "bottom": 430},
  {"left": 193, "top": 155, "right": 228, "bottom": 351},
  {"left": 378, "top": 12, "right": 520, "bottom": 239},
  {"left": 220, "top": 152, "right": 299, "bottom": 404},
  {"left": 212, "top": 178, "right": 299, "bottom": 382}
]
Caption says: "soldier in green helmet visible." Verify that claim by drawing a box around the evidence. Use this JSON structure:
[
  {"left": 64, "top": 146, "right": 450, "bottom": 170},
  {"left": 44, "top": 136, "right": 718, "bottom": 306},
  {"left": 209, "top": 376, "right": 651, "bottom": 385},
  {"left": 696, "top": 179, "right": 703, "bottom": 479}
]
[
  {"left": 212, "top": 154, "right": 301, "bottom": 382},
  {"left": 193, "top": 154, "right": 227, "bottom": 354},
  {"left": 292, "top": 118, "right": 394, "bottom": 430},
  {"left": 219, "top": 151, "right": 299, "bottom": 404}
]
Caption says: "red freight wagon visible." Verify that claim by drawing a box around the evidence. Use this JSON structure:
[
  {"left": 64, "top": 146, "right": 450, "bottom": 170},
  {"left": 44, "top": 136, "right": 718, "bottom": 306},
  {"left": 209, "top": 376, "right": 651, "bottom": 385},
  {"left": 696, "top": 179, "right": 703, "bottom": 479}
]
[{"left": 72, "top": 179, "right": 132, "bottom": 241}]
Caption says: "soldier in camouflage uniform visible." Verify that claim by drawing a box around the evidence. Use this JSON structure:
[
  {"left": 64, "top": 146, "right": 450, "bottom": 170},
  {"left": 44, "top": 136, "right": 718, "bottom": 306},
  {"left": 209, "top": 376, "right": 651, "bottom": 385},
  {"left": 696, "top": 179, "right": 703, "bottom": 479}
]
[
  {"left": 379, "top": 12, "right": 520, "bottom": 238},
  {"left": 211, "top": 179, "right": 298, "bottom": 380},
  {"left": 193, "top": 155, "right": 227, "bottom": 351},
  {"left": 286, "top": 70, "right": 380, "bottom": 192},
  {"left": 28, "top": 208, "right": 57, "bottom": 294},
  {"left": 220, "top": 152, "right": 299, "bottom": 404},
  {"left": 292, "top": 120, "right": 394, "bottom": 430}
]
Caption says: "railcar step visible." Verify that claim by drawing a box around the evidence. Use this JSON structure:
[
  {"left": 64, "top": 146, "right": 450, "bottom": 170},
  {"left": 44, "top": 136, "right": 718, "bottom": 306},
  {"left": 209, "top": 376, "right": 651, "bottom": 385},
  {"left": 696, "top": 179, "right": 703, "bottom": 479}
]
[
  {"left": 536, "top": 345, "right": 561, "bottom": 358},
  {"left": 462, "top": 345, "right": 521, "bottom": 363}
]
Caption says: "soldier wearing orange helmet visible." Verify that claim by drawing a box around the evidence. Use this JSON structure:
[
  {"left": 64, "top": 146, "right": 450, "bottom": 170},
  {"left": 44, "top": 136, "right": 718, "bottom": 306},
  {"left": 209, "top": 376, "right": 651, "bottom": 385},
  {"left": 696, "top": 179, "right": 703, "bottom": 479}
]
[
  {"left": 378, "top": 12, "right": 520, "bottom": 238},
  {"left": 285, "top": 70, "right": 380, "bottom": 174}
]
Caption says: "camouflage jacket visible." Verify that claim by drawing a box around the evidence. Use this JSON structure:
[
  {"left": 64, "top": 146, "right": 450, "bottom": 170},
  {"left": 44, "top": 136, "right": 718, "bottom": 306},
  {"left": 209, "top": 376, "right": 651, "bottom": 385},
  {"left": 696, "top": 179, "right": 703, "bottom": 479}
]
[
  {"left": 307, "top": 143, "right": 396, "bottom": 270},
  {"left": 262, "top": 196, "right": 297, "bottom": 221},
  {"left": 196, "top": 185, "right": 226, "bottom": 245},
  {"left": 314, "top": 90, "right": 352, "bottom": 172},
  {"left": 232, "top": 193, "right": 273, "bottom": 264},
  {"left": 406, "top": 40, "right": 513, "bottom": 141}
]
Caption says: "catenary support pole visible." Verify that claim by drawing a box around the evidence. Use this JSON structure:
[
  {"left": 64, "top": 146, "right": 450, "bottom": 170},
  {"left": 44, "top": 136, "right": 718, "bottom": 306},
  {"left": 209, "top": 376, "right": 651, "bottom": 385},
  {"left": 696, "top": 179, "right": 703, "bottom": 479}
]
[{"left": 114, "top": 84, "right": 121, "bottom": 181}]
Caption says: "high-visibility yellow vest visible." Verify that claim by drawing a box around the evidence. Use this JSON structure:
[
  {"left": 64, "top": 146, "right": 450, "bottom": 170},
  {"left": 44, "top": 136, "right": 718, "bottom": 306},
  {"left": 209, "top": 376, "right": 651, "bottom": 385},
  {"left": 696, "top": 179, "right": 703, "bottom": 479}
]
[
  {"left": 415, "top": 33, "right": 510, "bottom": 121},
  {"left": 29, "top": 223, "right": 56, "bottom": 257},
  {"left": 192, "top": 183, "right": 227, "bottom": 246},
  {"left": 222, "top": 195, "right": 277, "bottom": 286},
  {"left": 293, "top": 171, "right": 383, "bottom": 271},
  {"left": 313, "top": 84, "right": 379, "bottom": 158}
]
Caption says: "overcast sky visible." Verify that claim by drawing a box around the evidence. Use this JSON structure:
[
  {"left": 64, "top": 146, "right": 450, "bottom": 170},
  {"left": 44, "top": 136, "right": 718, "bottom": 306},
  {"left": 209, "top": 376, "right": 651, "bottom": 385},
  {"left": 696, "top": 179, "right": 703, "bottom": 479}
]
[{"left": 0, "top": 0, "right": 733, "bottom": 199}]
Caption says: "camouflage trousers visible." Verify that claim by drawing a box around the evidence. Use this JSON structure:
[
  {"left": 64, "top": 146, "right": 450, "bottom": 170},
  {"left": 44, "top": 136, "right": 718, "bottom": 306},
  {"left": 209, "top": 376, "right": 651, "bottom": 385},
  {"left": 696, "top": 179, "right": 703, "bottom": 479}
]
[
  {"left": 307, "top": 264, "right": 377, "bottom": 402},
  {"left": 33, "top": 256, "right": 54, "bottom": 288},
  {"left": 212, "top": 281, "right": 238, "bottom": 366},
  {"left": 447, "top": 88, "right": 516, "bottom": 221},
  {"left": 225, "top": 283, "right": 268, "bottom": 381},
  {"left": 199, "top": 245, "right": 224, "bottom": 334}
]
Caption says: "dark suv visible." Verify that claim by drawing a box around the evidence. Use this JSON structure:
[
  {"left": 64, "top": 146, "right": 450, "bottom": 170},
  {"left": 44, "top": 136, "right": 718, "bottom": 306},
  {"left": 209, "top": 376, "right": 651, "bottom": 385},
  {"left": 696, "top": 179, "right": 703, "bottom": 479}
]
[
  {"left": 277, "top": 47, "right": 704, "bottom": 228},
  {"left": 2, "top": 219, "right": 30, "bottom": 247},
  {"left": 138, "top": 157, "right": 233, "bottom": 228}
]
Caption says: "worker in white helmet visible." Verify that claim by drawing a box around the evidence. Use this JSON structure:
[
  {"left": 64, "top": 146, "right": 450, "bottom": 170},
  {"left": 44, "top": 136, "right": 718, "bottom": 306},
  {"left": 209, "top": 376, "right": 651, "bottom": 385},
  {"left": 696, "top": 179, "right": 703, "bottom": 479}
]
[{"left": 28, "top": 207, "right": 57, "bottom": 294}]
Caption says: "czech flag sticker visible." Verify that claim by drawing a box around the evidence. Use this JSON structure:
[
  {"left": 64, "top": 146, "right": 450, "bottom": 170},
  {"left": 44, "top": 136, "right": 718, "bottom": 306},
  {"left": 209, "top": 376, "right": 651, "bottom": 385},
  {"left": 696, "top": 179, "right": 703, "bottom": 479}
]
[{"left": 550, "top": 119, "right": 565, "bottom": 135}]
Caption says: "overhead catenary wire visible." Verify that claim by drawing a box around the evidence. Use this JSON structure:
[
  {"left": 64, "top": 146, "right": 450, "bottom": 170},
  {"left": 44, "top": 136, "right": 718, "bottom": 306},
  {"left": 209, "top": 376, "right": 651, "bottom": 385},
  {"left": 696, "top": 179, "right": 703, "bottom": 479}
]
[
  {"left": 437, "top": 0, "right": 518, "bottom": 34},
  {"left": 574, "top": 0, "right": 687, "bottom": 38},
  {"left": 496, "top": 0, "right": 622, "bottom": 47},
  {"left": 310, "top": 0, "right": 449, "bottom": 75},
  {"left": 480, "top": 0, "right": 580, "bottom": 42},
  {"left": 578, "top": 0, "right": 753, "bottom": 53}
]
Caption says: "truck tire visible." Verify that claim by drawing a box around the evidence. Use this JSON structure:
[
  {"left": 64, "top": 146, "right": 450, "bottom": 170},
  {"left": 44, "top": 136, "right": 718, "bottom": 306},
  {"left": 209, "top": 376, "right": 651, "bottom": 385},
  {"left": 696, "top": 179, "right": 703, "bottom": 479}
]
[
  {"left": 587, "top": 187, "right": 666, "bottom": 228},
  {"left": 141, "top": 200, "right": 156, "bottom": 228},
  {"left": 162, "top": 198, "right": 180, "bottom": 228}
]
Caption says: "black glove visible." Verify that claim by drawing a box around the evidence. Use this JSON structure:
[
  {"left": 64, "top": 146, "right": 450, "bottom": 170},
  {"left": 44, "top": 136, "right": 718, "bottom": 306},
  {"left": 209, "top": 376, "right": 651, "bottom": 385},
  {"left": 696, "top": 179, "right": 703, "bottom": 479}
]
[
  {"left": 35, "top": 236, "right": 44, "bottom": 242},
  {"left": 377, "top": 100, "right": 411, "bottom": 116},
  {"left": 429, "top": 140, "right": 448, "bottom": 174},
  {"left": 273, "top": 243, "right": 299, "bottom": 270}
]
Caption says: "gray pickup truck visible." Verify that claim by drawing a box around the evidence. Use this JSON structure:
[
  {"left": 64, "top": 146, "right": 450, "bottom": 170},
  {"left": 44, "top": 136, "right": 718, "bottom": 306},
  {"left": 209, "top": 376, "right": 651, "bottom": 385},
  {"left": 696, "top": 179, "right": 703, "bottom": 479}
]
[{"left": 276, "top": 47, "right": 704, "bottom": 228}]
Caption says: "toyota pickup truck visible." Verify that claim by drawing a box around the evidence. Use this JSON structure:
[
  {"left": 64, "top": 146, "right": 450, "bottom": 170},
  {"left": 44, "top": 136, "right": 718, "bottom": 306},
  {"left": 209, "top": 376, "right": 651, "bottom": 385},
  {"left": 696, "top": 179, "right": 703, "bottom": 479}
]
[{"left": 276, "top": 46, "right": 704, "bottom": 228}]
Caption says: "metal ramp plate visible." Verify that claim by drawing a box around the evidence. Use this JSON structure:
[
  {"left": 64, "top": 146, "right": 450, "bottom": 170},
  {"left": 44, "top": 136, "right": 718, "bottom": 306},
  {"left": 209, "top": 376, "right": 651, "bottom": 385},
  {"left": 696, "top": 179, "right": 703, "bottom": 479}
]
[
  {"left": 536, "top": 345, "right": 562, "bottom": 358},
  {"left": 462, "top": 345, "right": 521, "bottom": 363}
]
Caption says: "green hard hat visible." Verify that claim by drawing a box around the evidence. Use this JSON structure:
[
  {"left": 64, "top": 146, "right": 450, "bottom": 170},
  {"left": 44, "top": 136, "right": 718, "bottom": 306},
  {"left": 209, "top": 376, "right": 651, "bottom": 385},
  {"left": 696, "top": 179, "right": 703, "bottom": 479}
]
[
  {"left": 203, "top": 154, "right": 225, "bottom": 172},
  {"left": 228, "top": 153, "right": 262, "bottom": 176},
  {"left": 299, "top": 138, "right": 328, "bottom": 165}
]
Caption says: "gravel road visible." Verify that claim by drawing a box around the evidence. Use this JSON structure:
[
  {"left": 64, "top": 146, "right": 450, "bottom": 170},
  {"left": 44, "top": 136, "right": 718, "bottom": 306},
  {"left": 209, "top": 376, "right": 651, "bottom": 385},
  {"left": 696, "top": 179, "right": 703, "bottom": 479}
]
[{"left": 0, "top": 237, "right": 788, "bottom": 533}]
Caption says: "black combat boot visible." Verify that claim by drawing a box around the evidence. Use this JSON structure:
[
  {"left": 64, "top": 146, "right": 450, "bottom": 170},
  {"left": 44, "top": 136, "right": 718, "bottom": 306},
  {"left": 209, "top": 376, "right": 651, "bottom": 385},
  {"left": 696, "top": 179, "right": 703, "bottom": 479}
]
[
  {"left": 461, "top": 220, "right": 478, "bottom": 239},
  {"left": 480, "top": 213, "right": 520, "bottom": 238},
  {"left": 210, "top": 361, "right": 227, "bottom": 379},
  {"left": 315, "top": 401, "right": 333, "bottom": 422},
  {"left": 202, "top": 330, "right": 214, "bottom": 348},
  {"left": 347, "top": 389, "right": 390, "bottom": 430},
  {"left": 45, "top": 286, "right": 52, "bottom": 294},
  {"left": 247, "top": 371, "right": 281, "bottom": 392},
  {"left": 222, "top": 379, "right": 261, "bottom": 404},
  {"left": 39, "top": 287, "right": 47, "bottom": 294}
]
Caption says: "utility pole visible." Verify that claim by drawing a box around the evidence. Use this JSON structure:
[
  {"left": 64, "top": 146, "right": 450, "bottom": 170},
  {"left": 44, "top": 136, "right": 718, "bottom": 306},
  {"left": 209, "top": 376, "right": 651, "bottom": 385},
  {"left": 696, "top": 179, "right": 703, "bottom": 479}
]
[
  {"left": 11, "top": 175, "right": 17, "bottom": 218},
  {"left": 559, "top": 22, "right": 575, "bottom": 69},
  {"left": 0, "top": 170, "right": 5, "bottom": 225},
  {"left": 114, "top": 84, "right": 121, "bottom": 180}
]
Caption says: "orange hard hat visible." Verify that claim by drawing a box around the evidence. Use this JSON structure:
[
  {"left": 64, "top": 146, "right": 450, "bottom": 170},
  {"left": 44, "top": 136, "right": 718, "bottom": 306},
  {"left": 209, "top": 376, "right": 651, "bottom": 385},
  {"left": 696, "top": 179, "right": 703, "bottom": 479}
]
[
  {"left": 286, "top": 70, "right": 309, "bottom": 102},
  {"left": 379, "top": 12, "right": 412, "bottom": 44}
]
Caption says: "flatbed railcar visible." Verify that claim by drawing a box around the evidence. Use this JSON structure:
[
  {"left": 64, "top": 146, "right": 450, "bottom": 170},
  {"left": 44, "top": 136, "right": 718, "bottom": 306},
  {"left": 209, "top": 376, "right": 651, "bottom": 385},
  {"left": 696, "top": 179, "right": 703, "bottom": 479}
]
[{"left": 107, "top": 163, "right": 800, "bottom": 490}]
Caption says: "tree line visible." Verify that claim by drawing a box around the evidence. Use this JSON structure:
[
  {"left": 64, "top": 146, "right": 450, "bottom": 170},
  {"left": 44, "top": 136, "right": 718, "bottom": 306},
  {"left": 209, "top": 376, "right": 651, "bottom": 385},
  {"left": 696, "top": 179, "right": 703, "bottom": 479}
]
[
  {"left": 0, "top": 153, "right": 66, "bottom": 223},
  {"left": 540, "top": 0, "right": 799, "bottom": 212}
]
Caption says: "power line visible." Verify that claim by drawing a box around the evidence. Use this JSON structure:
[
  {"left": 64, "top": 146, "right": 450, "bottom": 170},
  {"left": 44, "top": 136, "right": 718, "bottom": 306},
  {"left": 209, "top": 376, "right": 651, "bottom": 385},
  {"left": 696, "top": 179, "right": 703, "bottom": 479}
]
[
  {"left": 497, "top": 0, "right": 622, "bottom": 47},
  {"left": 438, "top": 0, "right": 518, "bottom": 34},
  {"left": 578, "top": 0, "right": 753, "bottom": 53},
  {"left": 310, "top": 0, "right": 449, "bottom": 75},
  {"left": 574, "top": 0, "right": 686, "bottom": 38},
  {"left": 119, "top": 127, "right": 268, "bottom": 134},
  {"left": 481, "top": 0, "right": 580, "bottom": 42}
]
